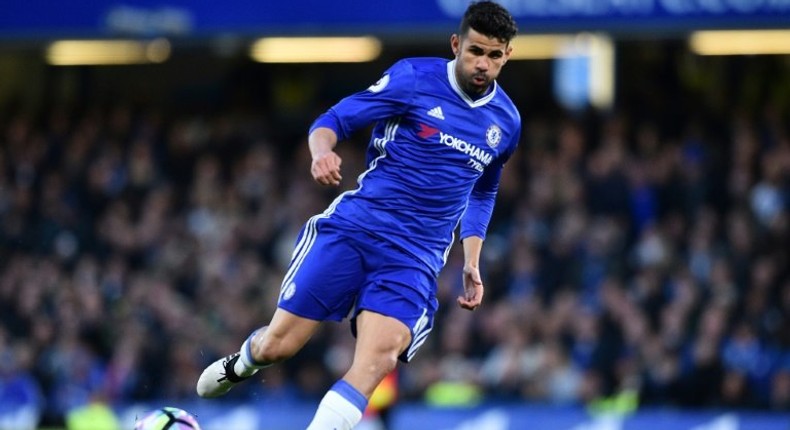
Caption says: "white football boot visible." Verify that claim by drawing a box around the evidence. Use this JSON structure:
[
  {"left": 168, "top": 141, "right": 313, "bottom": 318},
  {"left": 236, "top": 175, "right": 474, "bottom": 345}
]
[{"left": 196, "top": 353, "right": 258, "bottom": 398}]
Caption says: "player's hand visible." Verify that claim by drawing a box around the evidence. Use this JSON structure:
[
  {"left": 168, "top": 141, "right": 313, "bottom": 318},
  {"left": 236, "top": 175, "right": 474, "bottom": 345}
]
[
  {"left": 457, "top": 264, "right": 484, "bottom": 311},
  {"left": 311, "top": 151, "right": 343, "bottom": 186}
]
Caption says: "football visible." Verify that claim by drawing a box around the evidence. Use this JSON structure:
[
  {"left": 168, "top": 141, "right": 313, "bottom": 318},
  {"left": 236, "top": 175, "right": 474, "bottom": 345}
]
[{"left": 134, "top": 407, "right": 202, "bottom": 430}]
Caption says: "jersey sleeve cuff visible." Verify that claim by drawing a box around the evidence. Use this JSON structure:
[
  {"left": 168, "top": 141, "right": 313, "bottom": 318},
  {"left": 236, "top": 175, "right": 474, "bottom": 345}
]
[
  {"left": 459, "top": 229, "right": 487, "bottom": 242},
  {"left": 309, "top": 111, "right": 344, "bottom": 139}
]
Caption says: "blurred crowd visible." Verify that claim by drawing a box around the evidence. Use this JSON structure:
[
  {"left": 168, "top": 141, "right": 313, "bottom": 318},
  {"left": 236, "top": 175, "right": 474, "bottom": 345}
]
[{"left": 1, "top": 78, "right": 789, "bottom": 426}]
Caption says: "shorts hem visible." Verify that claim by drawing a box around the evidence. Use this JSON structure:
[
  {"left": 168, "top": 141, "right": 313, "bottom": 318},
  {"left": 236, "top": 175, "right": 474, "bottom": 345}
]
[{"left": 277, "top": 303, "right": 343, "bottom": 322}]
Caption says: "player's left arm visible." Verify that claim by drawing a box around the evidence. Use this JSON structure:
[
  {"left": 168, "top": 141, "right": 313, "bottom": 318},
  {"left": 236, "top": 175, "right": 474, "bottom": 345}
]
[
  {"left": 458, "top": 126, "right": 520, "bottom": 310},
  {"left": 457, "top": 165, "right": 500, "bottom": 311},
  {"left": 458, "top": 235, "right": 484, "bottom": 311}
]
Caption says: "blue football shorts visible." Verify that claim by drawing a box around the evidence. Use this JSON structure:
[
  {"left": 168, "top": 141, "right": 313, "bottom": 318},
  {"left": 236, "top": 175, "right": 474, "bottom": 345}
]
[{"left": 277, "top": 216, "right": 438, "bottom": 362}]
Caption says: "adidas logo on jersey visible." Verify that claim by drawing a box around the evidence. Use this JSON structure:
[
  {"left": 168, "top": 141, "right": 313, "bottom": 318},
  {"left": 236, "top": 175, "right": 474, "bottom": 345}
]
[{"left": 427, "top": 106, "right": 445, "bottom": 120}]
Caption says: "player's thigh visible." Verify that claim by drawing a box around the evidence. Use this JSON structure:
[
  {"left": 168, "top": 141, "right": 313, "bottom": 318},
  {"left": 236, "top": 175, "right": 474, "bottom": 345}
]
[
  {"left": 354, "top": 310, "right": 412, "bottom": 356},
  {"left": 345, "top": 310, "right": 412, "bottom": 396},
  {"left": 355, "top": 262, "right": 438, "bottom": 363},
  {"left": 278, "top": 218, "right": 366, "bottom": 321}
]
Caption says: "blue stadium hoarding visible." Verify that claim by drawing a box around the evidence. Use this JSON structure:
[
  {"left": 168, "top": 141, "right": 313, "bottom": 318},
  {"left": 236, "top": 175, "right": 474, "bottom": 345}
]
[
  {"left": 1, "top": 0, "right": 789, "bottom": 38},
  {"left": 108, "top": 402, "right": 790, "bottom": 430},
  {"left": 390, "top": 404, "right": 790, "bottom": 430}
]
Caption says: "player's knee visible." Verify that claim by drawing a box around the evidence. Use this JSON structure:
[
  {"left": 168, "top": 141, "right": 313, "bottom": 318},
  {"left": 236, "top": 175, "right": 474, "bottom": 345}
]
[
  {"left": 353, "top": 356, "right": 397, "bottom": 385},
  {"left": 364, "top": 349, "right": 400, "bottom": 379},
  {"left": 374, "top": 334, "right": 409, "bottom": 375},
  {"left": 377, "top": 353, "right": 399, "bottom": 376}
]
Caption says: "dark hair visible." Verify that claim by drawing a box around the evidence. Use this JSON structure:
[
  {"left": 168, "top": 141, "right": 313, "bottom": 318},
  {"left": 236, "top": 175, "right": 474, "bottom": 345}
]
[{"left": 459, "top": 1, "right": 518, "bottom": 43}]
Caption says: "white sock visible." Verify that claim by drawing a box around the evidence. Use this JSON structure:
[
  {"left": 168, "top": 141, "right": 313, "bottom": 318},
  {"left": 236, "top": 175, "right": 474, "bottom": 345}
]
[
  {"left": 306, "top": 380, "right": 367, "bottom": 430},
  {"left": 234, "top": 328, "right": 269, "bottom": 377}
]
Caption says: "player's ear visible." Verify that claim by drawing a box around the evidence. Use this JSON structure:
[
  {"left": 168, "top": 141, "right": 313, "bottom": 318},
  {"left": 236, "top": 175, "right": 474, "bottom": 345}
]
[
  {"left": 503, "top": 44, "right": 513, "bottom": 64},
  {"left": 450, "top": 34, "right": 460, "bottom": 56}
]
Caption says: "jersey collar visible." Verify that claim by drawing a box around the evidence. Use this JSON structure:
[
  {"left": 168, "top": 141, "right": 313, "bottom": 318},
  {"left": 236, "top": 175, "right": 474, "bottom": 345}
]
[{"left": 447, "top": 60, "right": 498, "bottom": 108}]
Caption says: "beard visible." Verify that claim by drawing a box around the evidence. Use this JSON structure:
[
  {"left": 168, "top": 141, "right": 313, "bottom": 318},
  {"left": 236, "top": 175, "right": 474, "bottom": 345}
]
[
  {"left": 466, "top": 75, "right": 491, "bottom": 95},
  {"left": 463, "top": 71, "right": 491, "bottom": 95}
]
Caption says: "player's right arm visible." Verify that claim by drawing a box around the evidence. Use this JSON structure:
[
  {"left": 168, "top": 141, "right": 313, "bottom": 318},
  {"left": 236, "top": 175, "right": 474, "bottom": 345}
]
[
  {"left": 306, "top": 60, "right": 415, "bottom": 186},
  {"left": 309, "top": 127, "right": 342, "bottom": 186}
]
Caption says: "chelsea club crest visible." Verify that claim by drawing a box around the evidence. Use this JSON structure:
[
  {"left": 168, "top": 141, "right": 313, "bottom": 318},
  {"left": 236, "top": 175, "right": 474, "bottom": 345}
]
[{"left": 486, "top": 124, "right": 502, "bottom": 148}]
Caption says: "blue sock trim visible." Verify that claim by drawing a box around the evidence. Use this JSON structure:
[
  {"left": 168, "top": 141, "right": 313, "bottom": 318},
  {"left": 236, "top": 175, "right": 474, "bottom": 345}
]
[
  {"left": 242, "top": 329, "right": 266, "bottom": 367},
  {"left": 331, "top": 380, "right": 368, "bottom": 413}
]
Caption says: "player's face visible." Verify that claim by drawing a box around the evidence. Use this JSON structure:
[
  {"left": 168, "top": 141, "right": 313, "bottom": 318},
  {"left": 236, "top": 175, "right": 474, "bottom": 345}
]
[{"left": 451, "top": 28, "right": 512, "bottom": 96}]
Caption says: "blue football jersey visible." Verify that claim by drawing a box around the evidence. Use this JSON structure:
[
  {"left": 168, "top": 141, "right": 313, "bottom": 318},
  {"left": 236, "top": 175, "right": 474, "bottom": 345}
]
[{"left": 310, "top": 57, "right": 521, "bottom": 276}]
